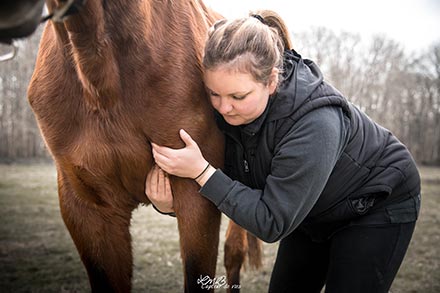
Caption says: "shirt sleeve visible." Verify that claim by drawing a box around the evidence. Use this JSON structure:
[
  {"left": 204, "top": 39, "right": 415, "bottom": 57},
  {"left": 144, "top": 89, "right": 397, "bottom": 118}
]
[{"left": 199, "top": 106, "right": 348, "bottom": 243}]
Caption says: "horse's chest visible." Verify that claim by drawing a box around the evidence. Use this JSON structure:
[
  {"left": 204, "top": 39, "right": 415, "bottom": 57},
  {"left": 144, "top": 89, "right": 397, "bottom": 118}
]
[
  {"left": 48, "top": 111, "right": 151, "bottom": 198},
  {"left": 68, "top": 119, "right": 148, "bottom": 167}
]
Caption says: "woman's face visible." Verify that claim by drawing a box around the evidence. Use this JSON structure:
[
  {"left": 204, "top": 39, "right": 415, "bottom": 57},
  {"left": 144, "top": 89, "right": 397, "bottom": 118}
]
[{"left": 204, "top": 67, "right": 278, "bottom": 126}]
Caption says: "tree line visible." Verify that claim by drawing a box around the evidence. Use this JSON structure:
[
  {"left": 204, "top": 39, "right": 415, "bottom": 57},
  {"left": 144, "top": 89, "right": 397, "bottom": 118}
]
[
  {"left": 0, "top": 27, "right": 47, "bottom": 160},
  {"left": 0, "top": 26, "right": 439, "bottom": 165},
  {"left": 295, "top": 27, "right": 439, "bottom": 165}
]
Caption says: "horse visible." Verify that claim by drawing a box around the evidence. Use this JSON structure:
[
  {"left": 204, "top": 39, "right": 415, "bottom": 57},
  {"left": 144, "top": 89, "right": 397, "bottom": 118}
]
[{"left": 26, "top": 0, "right": 261, "bottom": 291}]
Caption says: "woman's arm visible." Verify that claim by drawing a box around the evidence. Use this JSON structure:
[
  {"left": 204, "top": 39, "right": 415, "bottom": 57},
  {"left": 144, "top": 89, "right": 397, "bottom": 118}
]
[
  {"left": 199, "top": 107, "right": 347, "bottom": 242},
  {"left": 151, "top": 129, "right": 212, "bottom": 181},
  {"left": 151, "top": 107, "right": 347, "bottom": 242}
]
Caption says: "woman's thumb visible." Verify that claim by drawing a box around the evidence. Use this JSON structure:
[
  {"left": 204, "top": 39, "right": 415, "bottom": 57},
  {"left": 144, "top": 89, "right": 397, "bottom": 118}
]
[{"left": 180, "top": 129, "right": 194, "bottom": 146}]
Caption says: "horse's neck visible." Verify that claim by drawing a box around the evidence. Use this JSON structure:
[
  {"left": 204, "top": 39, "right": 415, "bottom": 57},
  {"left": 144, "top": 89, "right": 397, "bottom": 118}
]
[{"left": 46, "top": 0, "right": 211, "bottom": 110}]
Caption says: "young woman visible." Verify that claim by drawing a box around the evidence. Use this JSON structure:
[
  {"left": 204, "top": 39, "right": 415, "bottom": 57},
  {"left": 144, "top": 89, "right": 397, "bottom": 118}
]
[{"left": 145, "top": 10, "right": 421, "bottom": 292}]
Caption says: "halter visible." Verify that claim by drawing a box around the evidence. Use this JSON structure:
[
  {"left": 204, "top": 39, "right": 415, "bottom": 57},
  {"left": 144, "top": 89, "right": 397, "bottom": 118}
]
[
  {"left": 41, "top": 0, "right": 87, "bottom": 23},
  {"left": 0, "top": 0, "right": 87, "bottom": 61}
]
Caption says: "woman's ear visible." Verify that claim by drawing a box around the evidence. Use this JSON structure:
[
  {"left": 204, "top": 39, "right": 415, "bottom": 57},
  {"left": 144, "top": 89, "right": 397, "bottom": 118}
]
[{"left": 268, "top": 67, "right": 279, "bottom": 94}]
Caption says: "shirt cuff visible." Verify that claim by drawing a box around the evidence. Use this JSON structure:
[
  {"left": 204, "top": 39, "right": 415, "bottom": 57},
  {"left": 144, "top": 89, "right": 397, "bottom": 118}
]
[{"left": 199, "top": 169, "right": 234, "bottom": 206}]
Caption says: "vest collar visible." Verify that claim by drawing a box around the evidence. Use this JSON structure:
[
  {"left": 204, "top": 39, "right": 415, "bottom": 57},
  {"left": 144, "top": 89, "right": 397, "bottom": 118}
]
[
  {"left": 217, "top": 49, "right": 324, "bottom": 137},
  {"left": 239, "top": 97, "right": 274, "bottom": 136}
]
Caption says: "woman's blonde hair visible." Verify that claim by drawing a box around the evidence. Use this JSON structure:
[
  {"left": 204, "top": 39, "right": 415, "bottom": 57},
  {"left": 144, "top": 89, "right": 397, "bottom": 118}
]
[{"left": 203, "top": 10, "right": 292, "bottom": 86}]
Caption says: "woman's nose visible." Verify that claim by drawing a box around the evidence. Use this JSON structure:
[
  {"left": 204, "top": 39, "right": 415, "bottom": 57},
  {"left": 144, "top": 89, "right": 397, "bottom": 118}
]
[{"left": 218, "top": 98, "right": 233, "bottom": 114}]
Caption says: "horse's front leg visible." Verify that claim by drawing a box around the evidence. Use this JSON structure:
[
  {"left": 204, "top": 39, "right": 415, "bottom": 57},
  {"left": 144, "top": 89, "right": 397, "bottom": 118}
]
[
  {"left": 58, "top": 174, "right": 135, "bottom": 293},
  {"left": 172, "top": 177, "right": 222, "bottom": 293}
]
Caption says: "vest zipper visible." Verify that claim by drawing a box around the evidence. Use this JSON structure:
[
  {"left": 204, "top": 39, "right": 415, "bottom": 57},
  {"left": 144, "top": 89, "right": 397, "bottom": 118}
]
[
  {"left": 243, "top": 158, "right": 250, "bottom": 173},
  {"left": 224, "top": 131, "right": 254, "bottom": 185}
]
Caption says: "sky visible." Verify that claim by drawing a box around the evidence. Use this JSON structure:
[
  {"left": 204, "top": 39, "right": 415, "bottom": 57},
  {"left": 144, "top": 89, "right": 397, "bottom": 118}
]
[{"left": 204, "top": 0, "right": 440, "bottom": 53}]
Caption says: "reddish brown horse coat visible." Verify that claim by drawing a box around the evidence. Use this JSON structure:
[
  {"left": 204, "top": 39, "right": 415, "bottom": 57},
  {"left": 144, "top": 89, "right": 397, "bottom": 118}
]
[{"left": 27, "top": 0, "right": 259, "bottom": 292}]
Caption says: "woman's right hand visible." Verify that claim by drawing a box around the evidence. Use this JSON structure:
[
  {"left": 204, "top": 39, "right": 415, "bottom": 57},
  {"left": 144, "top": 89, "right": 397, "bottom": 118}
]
[{"left": 145, "top": 165, "right": 174, "bottom": 214}]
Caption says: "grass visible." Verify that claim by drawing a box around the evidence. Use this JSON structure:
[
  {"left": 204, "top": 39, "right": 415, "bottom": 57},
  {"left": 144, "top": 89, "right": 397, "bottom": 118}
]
[{"left": 0, "top": 163, "right": 439, "bottom": 292}]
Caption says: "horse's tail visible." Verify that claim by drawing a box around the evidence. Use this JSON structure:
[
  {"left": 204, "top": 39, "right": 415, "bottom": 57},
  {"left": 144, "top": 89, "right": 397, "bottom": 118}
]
[{"left": 246, "top": 231, "right": 263, "bottom": 269}]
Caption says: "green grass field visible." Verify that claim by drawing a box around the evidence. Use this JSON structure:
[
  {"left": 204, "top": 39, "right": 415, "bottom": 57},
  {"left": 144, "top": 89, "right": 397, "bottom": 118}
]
[{"left": 0, "top": 163, "right": 439, "bottom": 292}]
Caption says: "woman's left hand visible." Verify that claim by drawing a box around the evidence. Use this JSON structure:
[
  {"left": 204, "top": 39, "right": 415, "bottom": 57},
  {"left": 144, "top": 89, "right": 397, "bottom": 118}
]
[
  {"left": 152, "top": 129, "right": 208, "bottom": 179},
  {"left": 145, "top": 165, "right": 174, "bottom": 214}
]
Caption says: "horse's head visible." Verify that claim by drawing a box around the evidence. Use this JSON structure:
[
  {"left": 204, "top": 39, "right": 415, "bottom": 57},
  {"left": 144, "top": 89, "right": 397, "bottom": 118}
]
[
  {"left": 0, "top": 0, "right": 87, "bottom": 61},
  {"left": 0, "top": 0, "right": 46, "bottom": 44}
]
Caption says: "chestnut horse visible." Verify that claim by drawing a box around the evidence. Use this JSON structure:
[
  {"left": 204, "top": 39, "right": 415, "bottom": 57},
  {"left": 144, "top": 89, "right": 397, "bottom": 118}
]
[{"left": 27, "top": 0, "right": 261, "bottom": 292}]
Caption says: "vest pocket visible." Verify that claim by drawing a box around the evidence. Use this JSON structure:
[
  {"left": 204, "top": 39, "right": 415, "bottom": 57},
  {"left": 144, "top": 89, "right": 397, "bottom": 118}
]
[
  {"left": 310, "top": 194, "right": 378, "bottom": 224},
  {"left": 320, "top": 152, "right": 371, "bottom": 203},
  {"left": 385, "top": 193, "right": 420, "bottom": 223}
]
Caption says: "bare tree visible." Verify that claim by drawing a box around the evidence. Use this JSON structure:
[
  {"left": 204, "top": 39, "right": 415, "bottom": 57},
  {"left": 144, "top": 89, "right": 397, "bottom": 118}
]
[
  {"left": 295, "top": 27, "right": 440, "bottom": 165},
  {"left": 0, "top": 26, "right": 47, "bottom": 161}
]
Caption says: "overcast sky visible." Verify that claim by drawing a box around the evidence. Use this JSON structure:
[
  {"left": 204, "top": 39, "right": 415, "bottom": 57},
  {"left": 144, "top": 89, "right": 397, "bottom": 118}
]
[{"left": 204, "top": 0, "right": 440, "bottom": 53}]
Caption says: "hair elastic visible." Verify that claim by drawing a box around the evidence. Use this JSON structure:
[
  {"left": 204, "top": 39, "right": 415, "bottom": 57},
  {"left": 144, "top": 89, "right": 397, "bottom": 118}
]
[
  {"left": 193, "top": 163, "right": 211, "bottom": 180},
  {"left": 250, "top": 14, "right": 265, "bottom": 24}
]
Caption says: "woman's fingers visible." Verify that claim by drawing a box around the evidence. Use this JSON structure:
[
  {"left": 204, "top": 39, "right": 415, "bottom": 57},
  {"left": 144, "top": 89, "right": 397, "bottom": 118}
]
[
  {"left": 146, "top": 165, "right": 157, "bottom": 196},
  {"left": 150, "top": 129, "right": 206, "bottom": 178},
  {"left": 152, "top": 142, "right": 175, "bottom": 158},
  {"left": 158, "top": 169, "right": 173, "bottom": 202},
  {"left": 158, "top": 166, "right": 165, "bottom": 198},
  {"left": 164, "top": 173, "right": 172, "bottom": 198},
  {"left": 145, "top": 165, "right": 175, "bottom": 214},
  {"left": 152, "top": 147, "right": 173, "bottom": 172},
  {"left": 147, "top": 165, "right": 172, "bottom": 200}
]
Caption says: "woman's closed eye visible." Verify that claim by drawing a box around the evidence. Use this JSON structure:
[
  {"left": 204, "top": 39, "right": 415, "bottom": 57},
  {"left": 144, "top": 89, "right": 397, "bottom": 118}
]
[
  {"left": 232, "top": 94, "right": 246, "bottom": 100},
  {"left": 209, "top": 91, "right": 219, "bottom": 97},
  {"left": 208, "top": 88, "right": 250, "bottom": 100},
  {"left": 231, "top": 90, "right": 251, "bottom": 100}
]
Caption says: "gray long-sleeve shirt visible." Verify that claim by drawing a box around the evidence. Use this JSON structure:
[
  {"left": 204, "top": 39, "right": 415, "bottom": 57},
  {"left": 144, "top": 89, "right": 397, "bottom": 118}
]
[
  {"left": 200, "top": 106, "right": 347, "bottom": 243},
  {"left": 199, "top": 49, "right": 420, "bottom": 243}
]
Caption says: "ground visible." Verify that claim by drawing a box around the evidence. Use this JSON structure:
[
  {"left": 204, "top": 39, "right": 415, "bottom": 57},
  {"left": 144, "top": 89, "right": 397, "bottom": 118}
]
[{"left": 0, "top": 163, "right": 439, "bottom": 292}]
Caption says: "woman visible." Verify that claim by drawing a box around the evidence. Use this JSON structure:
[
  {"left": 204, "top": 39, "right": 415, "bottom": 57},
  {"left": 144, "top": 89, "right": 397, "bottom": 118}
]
[{"left": 146, "top": 10, "right": 421, "bottom": 293}]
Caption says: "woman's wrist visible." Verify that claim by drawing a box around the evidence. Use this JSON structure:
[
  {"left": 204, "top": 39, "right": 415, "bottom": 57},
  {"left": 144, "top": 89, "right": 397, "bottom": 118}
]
[
  {"left": 151, "top": 204, "right": 176, "bottom": 217},
  {"left": 195, "top": 165, "right": 216, "bottom": 187},
  {"left": 193, "top": 162, "right": 211, "bottom": 180}
]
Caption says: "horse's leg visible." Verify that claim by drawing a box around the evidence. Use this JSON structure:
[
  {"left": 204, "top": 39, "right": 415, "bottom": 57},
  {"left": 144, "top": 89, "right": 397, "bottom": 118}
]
[
  {"left": 172, "top": 178, "right": 221, "bottom": 293},
  {"left": 224, "top": 221, "right": 248, "bottom": 293},
  {"left": 58, "top": 176, "right": 134, "bottom": 292}
]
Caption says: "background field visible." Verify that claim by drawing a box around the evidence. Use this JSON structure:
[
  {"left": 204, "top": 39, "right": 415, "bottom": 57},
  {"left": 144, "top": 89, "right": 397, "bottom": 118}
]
[{"left": 0, "top": 163, "right": 439, "bottom": 292}]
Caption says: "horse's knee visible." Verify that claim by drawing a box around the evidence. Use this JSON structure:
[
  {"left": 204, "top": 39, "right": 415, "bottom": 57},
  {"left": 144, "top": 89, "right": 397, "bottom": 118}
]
[
  {"left": 172, "top": 181, "right": 222, "bottom": 292},
  {"left": 58, "top": 189, "right": 133, "bottom": 292},
  {"left": 76, "top": 212, "right": 133, "bottom": 292}
]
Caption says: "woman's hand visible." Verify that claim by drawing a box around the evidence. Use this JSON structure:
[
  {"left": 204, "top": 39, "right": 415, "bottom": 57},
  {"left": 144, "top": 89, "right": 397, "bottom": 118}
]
[
  {"left": 152, "top": 129, "right": 209, "bottom": 179},
  {"left": 145, "top": 165, "right": 174, "bottom": 214}
]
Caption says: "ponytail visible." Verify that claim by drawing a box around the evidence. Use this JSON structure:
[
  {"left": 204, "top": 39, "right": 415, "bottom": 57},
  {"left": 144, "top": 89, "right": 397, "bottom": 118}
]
[
  {"left": 203, "top": 10, "right": 292, "bottom": 86},
  {"left": 251, "top": 10, "right": 293, "bottom": 50}
]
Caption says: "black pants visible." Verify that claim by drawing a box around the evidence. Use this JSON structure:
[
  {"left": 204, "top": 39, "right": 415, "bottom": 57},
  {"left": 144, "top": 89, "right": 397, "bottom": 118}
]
[{"left": 268, "top": 221, "right": 416, "bottom": 293}]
